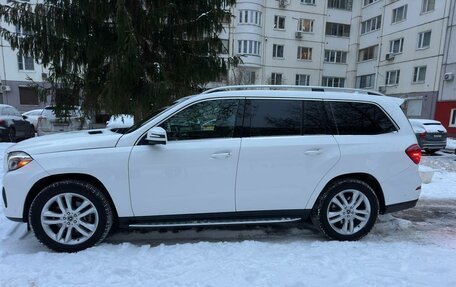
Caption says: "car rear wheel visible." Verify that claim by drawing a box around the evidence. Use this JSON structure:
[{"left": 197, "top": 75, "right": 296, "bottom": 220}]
[
  {"left": 311, "top": 179, "right": 379, "bottom": 241},
  {"left": 29, "top": 180, "right": 113, "bottom": 252}
]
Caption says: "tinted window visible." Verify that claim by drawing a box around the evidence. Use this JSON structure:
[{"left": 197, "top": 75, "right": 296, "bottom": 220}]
[
  {"left": 329, "top": 101, "right": 397, "bottom": 135},
  {"left": 160, "top": 99, "right": 240, "bottom": 141},
  {"left": 303, "top": 100, "right": 329, "bottom": 135},
  {"left": 248, "top": 99, "right": 301, "bottom": 137}
]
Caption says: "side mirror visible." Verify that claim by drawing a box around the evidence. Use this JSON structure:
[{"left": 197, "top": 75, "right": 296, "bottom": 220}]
[{"left": 146, "top": 127, "right": 167, "bottom": 145}]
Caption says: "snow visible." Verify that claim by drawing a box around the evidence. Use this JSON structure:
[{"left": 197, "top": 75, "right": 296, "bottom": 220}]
[
  {"left": 1, "top": 143, "right": 456, "bottom": 286},
  {"left": 447, "top": 138, "right": 456, "bottom": 150}
]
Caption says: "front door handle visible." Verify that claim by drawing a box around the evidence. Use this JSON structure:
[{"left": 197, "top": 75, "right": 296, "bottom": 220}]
[
  {"left": 211, "top": 152, "right": 232, "bottom": 159},
  {"left": 304, "top": 148, "right": 322, "bottom": 156}
]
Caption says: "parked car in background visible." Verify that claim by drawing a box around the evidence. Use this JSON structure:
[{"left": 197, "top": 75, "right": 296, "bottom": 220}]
[
  {"left": 36, "top": 106, "right": 92, "bottom": 136},
  {"left": 106, "top": 114, "right": 134, "bottom": 130},
  {"left": 409, "top": 119, "right": 447, "bottom": 154},
  {"left": 22, "top": 109, "right": 43, "bottom": 134},
  {"left": 0, "top": 104, "right": 34, "bottom": 142}
]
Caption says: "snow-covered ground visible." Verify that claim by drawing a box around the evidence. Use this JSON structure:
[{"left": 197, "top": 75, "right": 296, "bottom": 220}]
[
  {"left": 447, "top": 138, "right": 456, "bottom": 151},
  {"left": 0, "top": 143, "right": 455, "bottom": 286}
]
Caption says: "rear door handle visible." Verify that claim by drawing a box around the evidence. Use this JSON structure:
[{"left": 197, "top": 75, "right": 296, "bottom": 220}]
[
  {"left": 304, "top": 148, "right": 322, "bottom": 156},
  {"left": 211, "top": 152, "right": 232, "bottom": 159}
]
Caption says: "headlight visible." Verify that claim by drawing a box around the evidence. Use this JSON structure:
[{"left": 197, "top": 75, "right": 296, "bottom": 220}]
[{"left": 7, "top": 152, "right": 33, "bottom": 172}]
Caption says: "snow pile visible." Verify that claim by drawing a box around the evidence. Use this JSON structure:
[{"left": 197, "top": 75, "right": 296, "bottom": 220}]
[
  {"left": 1, "top": 144, "right": 456, "bottom": 286},
  {"left": 447, "top": 138, "right": 456, "bottom": 151}
]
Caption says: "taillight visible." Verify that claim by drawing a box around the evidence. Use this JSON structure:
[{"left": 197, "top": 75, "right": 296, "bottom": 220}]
[
  {"left": 406, "top": 144, "right": 422, "bottom": 164},
  {"left": 419, "top": 132, "right": 426, "bottom": 139},
  {"left": 0, "top": 119, "right": 5, "bottom": 126}
]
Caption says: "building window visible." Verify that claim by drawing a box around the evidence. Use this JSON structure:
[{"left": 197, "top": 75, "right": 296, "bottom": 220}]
[
  {"left": 241, "top": 71, "right": 256, "bottom": 84},
  {"left": 239, "top": 10, "right": 262, "bottom": 26},
  {"left": 322, "top": 77, "right": 345, "bottom": 87},
  {"left": 218, "top": 39, "right": 229, "bottom": 54},
  {"left": 328, "top": 0, "right": 353, "bottom": 11},
  {"left": 271, "top": 73, "right": 283, "bottom": 85},
  {"left": 361, "top": 15, "right": 381, "bottom": 34},
  {"left": 356, "top": 74, "right": 375, "bottom": 89},
  {"left": 422, "top": 0, "right": 435, "bottom": 13},
  {"left": 274, "top": 15, "right": 285, "bottom": 30},
  {"left": 358, "top": 45, "right": 378, "bottom": 61},
  {"left": 449, "top": 109, "right": 456, "bottom": 127},
  {"left": 301, "top": 0, "right": 315, "bottom": 4},
  {"left": 296, "top": 74, "right": 310, "bottom": 86},
  {"left": 389, "top": 38, "right": 404, "bottom": 54},
  {"left": 326, "top": 22, "right": 350, "bottom": 37},
  {"left": 324, "top": 50, "right": 347, "bottom": 63},
  {"left": 237, "top": 40, "right": 261, "bottom": 55},
  {"left": 297, "top": 46, "right": 312, "bottom": 60},
  {"left": 297, "top": 19, "right": 314, "bottom": 32},
  {"left": 363, "top": 0, "right": 379, "bottom": 6},
  {"left": 418, "top": 31, "right": 431, "bottom": 49},
  {"left": 392, "top": 5, "right": 408, "bottom": 23},
  {"left": 385, "top": 70, "right": 400, "bottom": 85},
  {"left": 17, "top": 53, "right": 34, "bottom": 71},
  {"left": 19, "top": 87, "right": 39, "bottom": 105},
  {"left": 273, "top": 44, "right": 284, "bottom": 58},
  {"left": 413, "top": 66, "right": 427, "bottom": 83}
]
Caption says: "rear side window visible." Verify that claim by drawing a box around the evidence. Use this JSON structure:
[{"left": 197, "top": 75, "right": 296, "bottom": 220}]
[
  {"left": 303, "top": 100, "right": 330, "bottom": 135},
  {"left": 247, "top": 99, "right": 301, "bottom": 137},
  {"left": 329, "top": 101, "right": 397, "bottom": 135}
]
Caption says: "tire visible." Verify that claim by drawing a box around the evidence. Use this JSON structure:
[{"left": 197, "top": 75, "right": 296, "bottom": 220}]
[
  {"left": 30, "top": 125, "right": 36, "bottom": 138},
  {"left": 29, "top": 180, "right": 113, "bottom": 252},
  {"left": 8, "top": 127, "right": 16, "bottom": 142},
  {"left": 311, "top": 179, "right": 379, "bottom": 241}
]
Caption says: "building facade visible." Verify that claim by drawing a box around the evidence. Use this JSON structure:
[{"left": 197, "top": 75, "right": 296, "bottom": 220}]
[{"left": 225, "top": 0, "right": 452, "bottom": 122}]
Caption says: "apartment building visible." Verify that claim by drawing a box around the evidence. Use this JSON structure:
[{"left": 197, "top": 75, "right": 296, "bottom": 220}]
[
  {"left": 226, "top": 0, "right": 453, "bottom": 121},
  {"left": 0, "top": 0, "right": 49, "bottom": 112}
]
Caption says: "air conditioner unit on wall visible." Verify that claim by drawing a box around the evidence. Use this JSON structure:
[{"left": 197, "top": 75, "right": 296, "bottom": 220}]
[
  {"left": 0, "top": 85, "right": 11, "bottom": 93},
  {"left": 295, "top": 31, "right": 303, "bottom": 39},
  {"left": 444, "top": 72, "right": 454, "bottom": 81},
  {"left": 385, "top": 53, "right": 395, "bottom": 61},
  {"left": 278, "top": 0, "right": 287, "bottom": 8},
  {"left": 378, "top": 86, "right": 386, "bottom": 93}
]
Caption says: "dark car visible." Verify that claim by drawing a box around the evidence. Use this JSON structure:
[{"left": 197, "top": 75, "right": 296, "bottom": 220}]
[
  {"left": 409, "top": 119, "right": 447, "bottom": 154},
  {"left": 0, "top": 104, "right": 34, "bottom": 142}
]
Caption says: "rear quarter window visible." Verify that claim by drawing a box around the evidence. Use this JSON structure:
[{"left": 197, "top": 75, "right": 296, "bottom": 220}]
[{"left": 329, "top": 101, "right": 397, "bottom": 135}]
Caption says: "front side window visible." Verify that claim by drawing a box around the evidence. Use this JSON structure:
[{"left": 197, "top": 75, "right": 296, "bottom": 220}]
[
  {"left": 392, "top": 5, "right": 408, "bottom": 23},
  {"left": 274, "top": 15, "right": 285, "bottom": 30},
  {"left": 273, "top": 44, "right": 284, "bottom": 58},
  {"left": 386, "top": 70, "right": 400, "bottom": 85},
  {"left": 418, "top": 31, "right": 431, "bottom": 49},
  {"left": 389, "top": 38, "right": 404, "bottom": 54},
  {"left": 160, "top": 99, "right": 240, "bottom": 141},
  {"left": 413, "top": 66, "right": 427, "bottom": 83},
  {"left": 297, "top": 46, "right": 312, "bottom": 60},
  {"left": 248, "top": 99, "right": 301, "bottom": 137},
  {"left": 329, "top": 101, "right": 397, "bottom": 135}
]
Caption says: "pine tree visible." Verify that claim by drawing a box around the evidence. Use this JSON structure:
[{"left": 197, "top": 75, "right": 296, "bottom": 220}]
[{"left": 0, "top": 0, "right": 236, "bottom": 120}]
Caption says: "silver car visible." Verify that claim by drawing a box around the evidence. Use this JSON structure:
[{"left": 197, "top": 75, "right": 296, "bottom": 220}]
[
  {"left": 37, "top": 106, "right": 92, "bottom": 136},
  {"left": 409, "top": 119, "right": 447, "bottom": 154}
]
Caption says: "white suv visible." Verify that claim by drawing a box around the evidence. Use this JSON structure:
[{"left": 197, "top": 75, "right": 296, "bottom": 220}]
[{"left": 2, "top": 86, "right": 422, "bottom": 252}]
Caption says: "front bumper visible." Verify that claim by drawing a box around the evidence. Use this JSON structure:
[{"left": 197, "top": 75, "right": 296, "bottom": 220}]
[{"left": 3, "top": 160, "right": 49, "bottom": 221}]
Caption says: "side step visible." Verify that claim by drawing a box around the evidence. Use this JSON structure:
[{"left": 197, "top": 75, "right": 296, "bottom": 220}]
[{"left": 129, "top": 217, "right": 302, "bottom": 229}]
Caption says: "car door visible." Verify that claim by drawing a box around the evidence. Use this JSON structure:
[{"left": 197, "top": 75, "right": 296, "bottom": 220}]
[
  {"left": 235, "top": 99, "right": 340, "bottom": 212},
  {"left": 10, "top": 107, "right": 29, "bottom": 137},
  {"left": 129, "top": 98, "right": 244, "bottom": 217}
]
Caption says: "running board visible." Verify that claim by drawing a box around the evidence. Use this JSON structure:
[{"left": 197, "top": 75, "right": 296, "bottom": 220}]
[{"left": 128, "top": 217, "right": 302, "bottom": 229}]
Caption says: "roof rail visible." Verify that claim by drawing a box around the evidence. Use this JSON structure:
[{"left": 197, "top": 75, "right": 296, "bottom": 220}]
[{"left": 202, "top": 85, "right": 383, "bottom": 96}]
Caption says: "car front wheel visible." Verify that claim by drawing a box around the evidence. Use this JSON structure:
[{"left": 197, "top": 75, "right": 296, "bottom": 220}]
[
  {"left": 29, "top": 180, "right": 113, "bottom": 252},
  {"left": 311, "top": 179, "right": 379, "bottom": 241}
]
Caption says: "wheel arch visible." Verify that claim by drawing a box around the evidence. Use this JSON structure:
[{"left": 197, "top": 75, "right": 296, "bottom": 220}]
[
  {"left": 23, "top": 173, "right": 119, "bottom": 223},
  {"left": 314, "top": 173, "right": 386, "bottom": 214}
]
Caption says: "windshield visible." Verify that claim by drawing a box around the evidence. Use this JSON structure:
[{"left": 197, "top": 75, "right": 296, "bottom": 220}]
[{"left": 123, "top": 96, "right": 193, "bottom": 134}]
